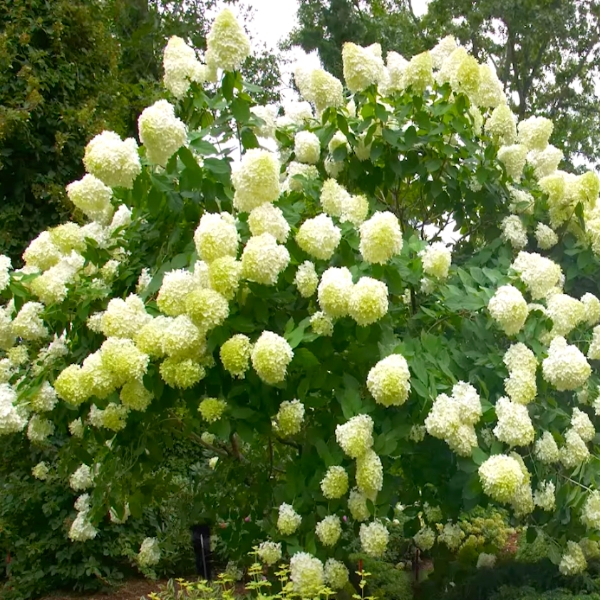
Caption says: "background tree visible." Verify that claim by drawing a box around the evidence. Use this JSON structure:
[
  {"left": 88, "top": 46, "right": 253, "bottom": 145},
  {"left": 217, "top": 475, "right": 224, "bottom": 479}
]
[{"left": 287, "top": 0, "right": 600, "bottom": 170}]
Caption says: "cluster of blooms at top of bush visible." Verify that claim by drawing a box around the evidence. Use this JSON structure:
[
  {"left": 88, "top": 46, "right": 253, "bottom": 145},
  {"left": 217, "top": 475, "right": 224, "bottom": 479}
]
[{"left": 2, "top": 6, "right": 600, "bottom": 587}]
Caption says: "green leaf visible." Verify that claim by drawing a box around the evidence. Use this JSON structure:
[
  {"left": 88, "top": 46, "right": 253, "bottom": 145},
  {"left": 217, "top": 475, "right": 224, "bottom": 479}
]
[{"left": 203, "top": 157, "right": 231, "bottom": 175}]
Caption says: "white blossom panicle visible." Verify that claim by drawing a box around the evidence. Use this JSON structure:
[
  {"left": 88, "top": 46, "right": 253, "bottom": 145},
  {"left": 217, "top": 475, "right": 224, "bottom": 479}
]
[
  {"left": 205, "top": 8, "right": 250, "bottom": 72},
  {"left": 318, "top": 266, "right": 354, "bottom": 318},
  {"left": 289, "top": 552, "right": 324, "bottom": 598},
  {"left": 27, "top": 415, "right": 55, "bottom": 443},
  {"left": 321, "top": 466, "right": 349, "bottom": 499},
  {"left": 581, "top": 490, "right": 600, "bottom": 530},
  {"left": 277, "top": 503, "right": 302, "bottom": 536},
  {"left": 250, "top": 105, "right": 277, "bottom": 138},
  {"left": 500, "top": 215, "right": 528, "bottom": 249},
  {"left": 251, "top": 331, "right": 293, "bottom": 384},
  {"left": 320, "top": 178, "right": 349, "bottom": 217},
  {"left": 588, "top": 325, "right": 600, "bottom": 360},
  {"left": 324, "top": 559, "right": 349, "bottom": 590},
  {"left": 535, "top": 431, "right": 560, "bottom": 463},
  {"left": 220, "top": 334, "right": 252, "bottom": 378},
  {"left": 70, "top": 464, "right": 93, "bottom": 491},
  {"left": 359, "top": 211, "right": 403, "bottom": 264},
  {"left": 348, "top": 277, "right": 388, "bottom": 326},
  {"left": 528, "top": 145, "right": 563, "bottom": 179},
  {"left": 163, "top": 36, "right": 206, "bottom": 98},
  {"left": 66, "top": 174, "right": 114, "bottom": 224},
  {"left": 493, "top": 396, "right": 535, "bottom": 447},
  {"left": 0, "top": 255, "right": 12, "bottom": 292},
  {"left": 83, "top": 131, "right": 141, "bottom": 189},
  {"left": 341, "top": 193, "right": 369, "bottom": 226},
  {"left": 534, "top": 481, "right": 556, "bottom": 511},
  {"left": 68, "top": 509, "right": 97, "bottom": 542},
  {"left": 414, "top": 526, "right": 436, "bottom": 551},
  {"left": 402, "top": 52, "right": 434, "bottom": 93},
  {"left": 241, "top": 234, "right": 290, "bottom": 286},
  {"left": 560, "top": 429, "right": 590, "bottom": 469},
  {"left": 478, "top": 454, "right": 524, "bottom": 504},
  {"left": 316, "top": 515, "right": 342, "bottom": 546},
  {"left": 518, "top": 116, "right": 553, "bottom": 151},
  {"left": 485, "top": 104, "right": 517, "bottom": 145},
  {"left": 248, "top": 204, "right": 290, "bottom": 243},
  {"left": 275, "top": 400, "right": 305, "bottom": 436},
  {"left": 101, "top": 295, "right": 151, "bottom": 340},
  {"left": 120, "top": 379, "right": 153, "bottom": 412},
  {"left": 69, "top": 418, "right": 84, "bottom": 438},
  {"left": 542, "top": 336, "right": 591, "bottom": 391},
  {"left": 194, "top": 212, "right": 239, "bottom": 264},
  {"left": 336, "top": 414, "right": 374, "bottom": 459},
  {"left": 294, "top": 261, "right": 319, "bottom": 298},
  {"left": 359, "top": 520, "right": 389, "bottom": 557},
  {"left": 477, "top": 553, "right": 497, "bottom": 569},
  {"left": 535, "top": 223, "right": 559, "bottom": 250},
  {"left": 198, "top": 398, "right": 227, "bottom": 423},
  {"left": 156, "top": 269, "right": 196, "bottom": 316},
  {"left": 582, "top": 293, "right": 600, "bottom": 326},
  {"left": 30, "top": 381, "right": 58, "bottom": 413},
  {"left": 32, "top": 461, "right": 50, "bottom": 480},
  {"left": 342, "top": 42, "right": 385, "bottom": 92},
  {"left": 232, "top": 149, "right": 281, "bottom": 213},
  {"left": 367, "top": 354, "right": 411, "bottom": 407},
  {"left": 138, "top": 100, "right": 187, "bottom": 166},
  {"left": 285, "top": 101, "right": 313, "bottom": 125},
  {"left": 498, "top": 144, "right": 528, "bottom": 180},
  {"left": 296, "top": 214, "right": 341, "bottom": 261},
  {"left": 511, "top": 251, "right": 563, "bottom": 300},
  {"left": 356, "top": 449, "right": 383, "bottom": 498},
  {"left": 257, "top": 541, "right": 282, "bottom": 566},
  {"left": 348, "top": 488, "right": 371, "bottom": 522},
  {"left": 420, "top": 242, "right": 452, "bottom": 280},
  {"left": 546, "top": 293, "right": 585, "bottom": 337},
  {"left": 488, "top": 285, "right": 528, "bottom": 336},
  {"left": 571, "top": 407, "right": 595, "bottom": 442},
  {"left": 285, "top": 161, "right": 319, "bottom": 192},
  {"left": 559, "top": 541, "right": 587, "bottom": 576},
  {"left": 294, "top": 130, "right": 321, "bottom": 164},
  {"left": 438, "top": 522, "right": 464, "bottom": 550},
  {"left": 137, "top": 537, "right": 161, "bottom": 567}
]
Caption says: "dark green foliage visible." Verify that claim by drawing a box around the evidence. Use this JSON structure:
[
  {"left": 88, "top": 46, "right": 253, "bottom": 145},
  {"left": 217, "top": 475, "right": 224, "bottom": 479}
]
[
  {"left": 490, "top": 587, "right": 600, "bottom": 600},
  {"left": 0, "top": 0, "right": 126, "bottom": 260},
  {"left": 350, "top": 553, "right": 414, "bottom": 600}
]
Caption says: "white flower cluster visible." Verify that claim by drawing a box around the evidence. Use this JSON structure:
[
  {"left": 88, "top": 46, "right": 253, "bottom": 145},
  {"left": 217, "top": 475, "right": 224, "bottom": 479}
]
[
  {"left": 69, "top": 464, "right": 94, "bottom": 491},
  {"left": 512, "top": 252, "right": 563, "bottom": 300},
  {"left": 425, "top": 381, "right": 482, "bottom": 456},
  {"left": 320, "top": 466, "right": 349, "bottom": 499},
  {"left": 367, "top": 353, "right": 411, "bottom": 407},
  {"left": 559, "top": 541, "right": 587, "bottom": 576},
  {"left": 138, "top": 100, "right": 187, "bottom": 166},
  {"left": 500, "top": 215, "right": 527, "bottom": 249},
  {"left": 251, "top": 331, "right": 293, "bottom": 384},
  {"left": 316, "top": 515, "right": 342, "bottom": 546},
  {"left": 493, "top": 396, "right": 534, "bottom": 447},
  {"left": 257, "top": 541, "right": 282, "bottom": 566},
  {"left": 277, "top": 503, "right": 302, "bottom": 536},
  {"left": 533, "top": 480, "right": 556, "bottom": 512},
  {"left": 488, "top": 285, "right": 528, "bottom": 336},
  {"left": 359, "top": 520, "right": 389, "bottom": 557},
  {"left": 478, "top": 454, "right": 524, "bottom": 504},
  {"left": 560, "top": 428, "right": 590, "bottom": 469},
  {"left": 542, "top": 336, "right": 591, "bottom": 391},
  {"left": 274, "top": 399, "right": 305, "bottom": 436},
  {"left": 0, "top": 383, "right": 27, "bottom": 435},
  {"left": 163, "top": 36, "right": 206, "bottom": 98},
  {"left": 503, "top": 343, "right": 537, "bottom": 404},
  {"left": 68, "top": 494, "right": 97, "bottom": 542},
  {"left": 289, "top": 552, "right": 324, "bottom": 598},
  {"left": 534, "top": 431, "right": 560, "bottom": 464},
  {"left": 138, "top": 537, "right": 161, "bottom": 567}
]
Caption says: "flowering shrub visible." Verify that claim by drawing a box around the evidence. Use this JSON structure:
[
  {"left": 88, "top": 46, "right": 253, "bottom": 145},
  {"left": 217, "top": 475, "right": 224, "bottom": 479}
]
[{"left": 3, "top": 10, "right": 600, "bottom": 594}]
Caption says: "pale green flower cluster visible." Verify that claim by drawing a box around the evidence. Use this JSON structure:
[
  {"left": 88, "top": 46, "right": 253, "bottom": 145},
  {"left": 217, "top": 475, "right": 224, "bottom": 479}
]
[
  {"left": 199, "top": 398, "right": 227, "bottom": 423},
  {"left": 535, "top": 431, "right": 560, "bottom": 464},
  {"left": 359, "top": 520, "right": 389, "bottom": 557},
  {"left": 137, "top": 537, "right": 161, "bottom": 567},
  {"left": 289, "top": 552, "right": 324, "bottom": 598},
  {"left": 348, "top": 488, "right": 370, "bottom": 522},
  {"left": 367, "top": 353, "right": 411, "bottom": 407},
  {"left": 251, "top": 331, "right": 293, "bottom": 384},
  {"left": 493, "top": 396, "right": 535, "bottom": 447},
  {"left": 414, "top": 526, "right": 436, "bottom": 551},
  {"left": 534, "top": 481, "right": 556, "bottom": 512},
  {"left": 277, "top": 503, "right": 302, "bottom": 535},
  {"left": 559, "top": 541, "right": 587, "bottom": 576},
  {"left": 316, "top": 515, "right": 342, "bottom": 546},
  {"left": 296, "top": 214, "right": 341, "bottom": 260},
  {"left": 138, "top": 100, "right": 187, "bottom": 166},
  {"left": 503, "top": 343, "right": 537, "bottom": 404},
  {"left": 542, "top": 336, "right": 591, "bottom": 391},
  {"left": 205, "top": 8, "right": 250, "bottom": 72},
  {"left": 342, "top": 42, "right": 385, "bottom": 92},
  {"left": 324, "top": 559, "right": 349, "bottom": 590},
  {"left": 162, "top": 36, "right": 206, "bottom": 98},
  {"left": 274, "top": 399, "right": 305, "bottom": 436},
  {"left": 488, "top": 285, "right": 529, "bottom": 336},
  {"left": 220, "top": 334, "right": 252, "bottom": 378},
  {"left": 425, "top": 381, "right": 482, "bottom": 456},
  {"left": 257, "top": 541, "right": 282, "bottom": 566},
  {"left": 478, "top": 454, "right": 524, "bottom": 504},
  {"left": 320, "top": 466, "right": 349, "bottom": 499}
]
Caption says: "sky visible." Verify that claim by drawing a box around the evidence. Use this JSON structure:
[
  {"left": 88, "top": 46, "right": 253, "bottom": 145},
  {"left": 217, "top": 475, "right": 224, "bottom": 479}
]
[{"left": 245, "top": 0, "right": 432, "bottom": 57}]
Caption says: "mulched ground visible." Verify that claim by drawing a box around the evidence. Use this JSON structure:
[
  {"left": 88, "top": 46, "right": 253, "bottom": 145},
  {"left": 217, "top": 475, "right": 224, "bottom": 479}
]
[{"left": 39, "top": 579, "right": 166, "bottom": 600}]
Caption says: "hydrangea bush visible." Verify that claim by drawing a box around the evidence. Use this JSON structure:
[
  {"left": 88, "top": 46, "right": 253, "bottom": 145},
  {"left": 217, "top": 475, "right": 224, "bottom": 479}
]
[{"left": 3, "top": 8, "right": 600, "bottom": 594}]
